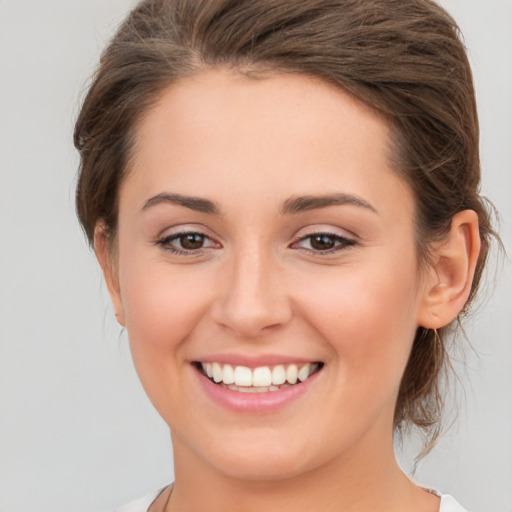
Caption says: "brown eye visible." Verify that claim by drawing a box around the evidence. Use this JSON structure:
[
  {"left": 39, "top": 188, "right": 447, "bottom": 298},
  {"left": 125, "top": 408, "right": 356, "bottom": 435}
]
[
  {"left": 157, "top": 231, "right": 218, "bottom": 255},
  {"left": 179, "top": 233, "right": 205, "bottom": 250},
  {"left": 310, "top": 234, "right": 336, "bottom": 250},
  {"left": 291, "top": 232, "right": 356, "bottom": 254}
]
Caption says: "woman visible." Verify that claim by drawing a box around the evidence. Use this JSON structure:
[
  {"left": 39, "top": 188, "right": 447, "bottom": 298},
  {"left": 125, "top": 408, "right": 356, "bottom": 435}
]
[{"left": 74, "top": 1, "right": 495, "bottom": 510}]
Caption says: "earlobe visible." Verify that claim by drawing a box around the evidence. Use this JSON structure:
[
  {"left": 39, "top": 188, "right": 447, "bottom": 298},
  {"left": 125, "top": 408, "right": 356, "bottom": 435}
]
[
  {"left": 93, "top": 223, "right": 126, "bottom": 326},
  {"left": 418, "top": 210, "right": 481, "bottom": 329}
]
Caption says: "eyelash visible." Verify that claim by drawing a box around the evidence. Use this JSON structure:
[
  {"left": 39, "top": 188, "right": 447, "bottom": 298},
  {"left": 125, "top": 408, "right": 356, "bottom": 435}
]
[
  {"left": 155, "top": 231, "right": 356, "bottom": 256},
  {"left": 156, "top": 231, "right": 217, "bottom": 255},
  {"left": 291, "top": 232, "right": 356, "bottom": 255}
]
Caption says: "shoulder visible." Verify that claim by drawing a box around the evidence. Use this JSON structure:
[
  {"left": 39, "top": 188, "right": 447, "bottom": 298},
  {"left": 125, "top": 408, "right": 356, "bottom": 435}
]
[
  {"left": 113, "top": 487, "right": 167, "bottom": 512},
  {"left": 421, "top": 488, "right": 468, "bottom": 512},
  {"left": 439, "top": 493, "right": 468, "bottom": 512},
  {"left": 112, "top": 486, "right": 468, "bottom": 512}
]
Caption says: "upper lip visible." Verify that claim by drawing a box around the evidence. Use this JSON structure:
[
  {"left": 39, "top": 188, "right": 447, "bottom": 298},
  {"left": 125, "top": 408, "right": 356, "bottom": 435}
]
[{"left": 192, "top": 354, "right": 323, "bottom": 368}]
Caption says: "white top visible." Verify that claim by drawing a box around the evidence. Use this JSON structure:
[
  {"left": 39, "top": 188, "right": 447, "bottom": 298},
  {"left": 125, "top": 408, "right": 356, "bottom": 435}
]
[{"left": 114, "top": 487, "right": 468, "bottom": 512}]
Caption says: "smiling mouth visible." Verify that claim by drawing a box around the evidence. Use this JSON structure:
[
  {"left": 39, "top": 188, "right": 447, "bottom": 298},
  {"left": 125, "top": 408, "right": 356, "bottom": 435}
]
[{"left": 196, "top": 362, "right": 324, "bottom": 393}]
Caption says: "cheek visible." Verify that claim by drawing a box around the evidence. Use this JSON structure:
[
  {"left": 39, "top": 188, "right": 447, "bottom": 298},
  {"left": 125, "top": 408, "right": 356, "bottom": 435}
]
[
  {"left": 117, "top": 249, "right": 211, "bottom": 359},
  {"left": 116, "top": 251, "right": 216, "bottom": 418},
  {"left": 294, "top": 255, "right": 420, "bottom": 390}
]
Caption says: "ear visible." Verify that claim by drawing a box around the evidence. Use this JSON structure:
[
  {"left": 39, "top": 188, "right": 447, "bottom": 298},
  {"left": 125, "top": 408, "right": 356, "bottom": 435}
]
[
  {"left": 94, "top": 223, "right": 125, "bottom": 326},
  {"left": 418, "top": 210, "right": 481, "bottom": 329}
]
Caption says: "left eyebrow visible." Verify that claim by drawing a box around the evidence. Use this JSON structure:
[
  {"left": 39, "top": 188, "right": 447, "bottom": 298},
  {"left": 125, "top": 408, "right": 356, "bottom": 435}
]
[{"left": 281, "top": 193, "right": 378, "bottom": 215}]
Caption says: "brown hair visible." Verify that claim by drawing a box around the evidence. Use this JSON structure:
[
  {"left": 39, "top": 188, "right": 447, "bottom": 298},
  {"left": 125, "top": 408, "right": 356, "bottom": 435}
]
[{"left": 74, "top": 0, "right": 495, "bottom": 451}]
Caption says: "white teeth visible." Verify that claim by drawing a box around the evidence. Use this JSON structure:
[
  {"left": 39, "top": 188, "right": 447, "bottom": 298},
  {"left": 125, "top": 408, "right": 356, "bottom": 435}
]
[
  {"left": 271, "top": 365, "right": 287, "bottom": 385},
  {"left": 286, "top": 364, "right": 298, "bottom": 384},
  {"left": 234, "top": 365, "right": 253, "bottom": 386},
  {"left": 239, "top": 386, "right": 269, "bottom": 393},
  {"left": 200, "top": 361, "right": 321, "bottom": 390},
  {"left": 252, "top": 366, "right": 272, "bottom": 387},
  {"left": 224, "top": 384, "right": 288, "bottom": 393},
  {"left": 212, "top": 362, "right": 223, "bottom": 383},
  {"left": 222, "top": 364, "right": 235, "bottom": 385},
  {"left": 297, "top": 363, "right": 311, "bottom": 382}
]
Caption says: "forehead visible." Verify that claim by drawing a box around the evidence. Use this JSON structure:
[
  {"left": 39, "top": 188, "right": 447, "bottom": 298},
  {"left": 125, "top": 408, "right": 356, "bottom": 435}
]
[
  {"left": 124, "top": 69, "right": 413, "bottom": 221},
  {"left": 133, "top": 69, "right": 389, "bottom": 164}
]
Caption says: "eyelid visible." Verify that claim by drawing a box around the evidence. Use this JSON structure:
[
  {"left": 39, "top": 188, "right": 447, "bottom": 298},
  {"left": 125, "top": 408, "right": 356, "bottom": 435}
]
[
  {"left": 156, "top": 222, "right": 216, "bottom": 238},
  {"left": 293, "top": 223, "right": 358, "bottom": 239},
  {"left": 161, "top": 231, "right": 218, "bottom": 245},
  {"left": 290, "top": 229, "right": 357, "bottom": 254},
  {"left": 155, "top": 226, "right": 222, "bottom": 255}
]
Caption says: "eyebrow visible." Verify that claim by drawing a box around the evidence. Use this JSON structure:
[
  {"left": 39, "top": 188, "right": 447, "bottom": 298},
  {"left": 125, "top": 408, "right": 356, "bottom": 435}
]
[
  {"left": 142, "top": 193, "right": 221, "bottom": 215},
  {"left": 281, "top": 193, "right": 377, "bottom": 215},
  {"left": 141, "top": 192, "right": 377, "bottom": 216}
]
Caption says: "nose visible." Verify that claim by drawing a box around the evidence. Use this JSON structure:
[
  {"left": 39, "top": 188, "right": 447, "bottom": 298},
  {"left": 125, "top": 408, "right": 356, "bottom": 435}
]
[{"left": 210, "top": 245, "right": 293, "bottom": 338}]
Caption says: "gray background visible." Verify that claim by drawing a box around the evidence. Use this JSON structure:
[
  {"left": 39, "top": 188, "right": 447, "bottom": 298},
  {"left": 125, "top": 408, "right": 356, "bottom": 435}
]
[{"left": 0, "top": 1, "right": 510, "bottom": 511}]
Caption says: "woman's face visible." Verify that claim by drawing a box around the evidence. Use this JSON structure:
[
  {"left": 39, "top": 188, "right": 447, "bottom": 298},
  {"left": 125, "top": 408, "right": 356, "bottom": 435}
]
[{"left": 104, "top": 70, "right": 433, "bottom": 480}]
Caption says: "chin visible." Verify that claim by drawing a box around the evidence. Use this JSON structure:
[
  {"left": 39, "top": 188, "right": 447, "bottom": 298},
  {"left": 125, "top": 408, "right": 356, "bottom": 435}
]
[
  {"left": 188, "top": 429, "right": 327, "bottom": 483},
  {"left": 214, "top": 453, "right": 314, "bottom": 482}
]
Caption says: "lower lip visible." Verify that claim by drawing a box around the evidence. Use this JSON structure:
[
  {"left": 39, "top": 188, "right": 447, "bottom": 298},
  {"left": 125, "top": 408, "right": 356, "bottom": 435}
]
[{"left": 195, "top": 366, "right": 321, "bottom": 414}]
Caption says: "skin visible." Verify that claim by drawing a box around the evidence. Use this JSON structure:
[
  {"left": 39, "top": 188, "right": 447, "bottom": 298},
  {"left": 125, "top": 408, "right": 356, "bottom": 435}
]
[{"left": 96, "top": 69, "right": 480, "bottom": 512}]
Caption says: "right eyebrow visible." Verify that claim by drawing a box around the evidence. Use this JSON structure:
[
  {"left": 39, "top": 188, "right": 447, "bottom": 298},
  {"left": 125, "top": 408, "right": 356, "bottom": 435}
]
[{"left": 141, "top": 193, "right": 222, "bottom": 215}]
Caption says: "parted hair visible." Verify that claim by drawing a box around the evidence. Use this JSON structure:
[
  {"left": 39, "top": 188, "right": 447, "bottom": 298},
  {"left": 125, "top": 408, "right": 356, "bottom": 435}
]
[{"left": 75, "top": 0, "right": 495, "bottom": 453}]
